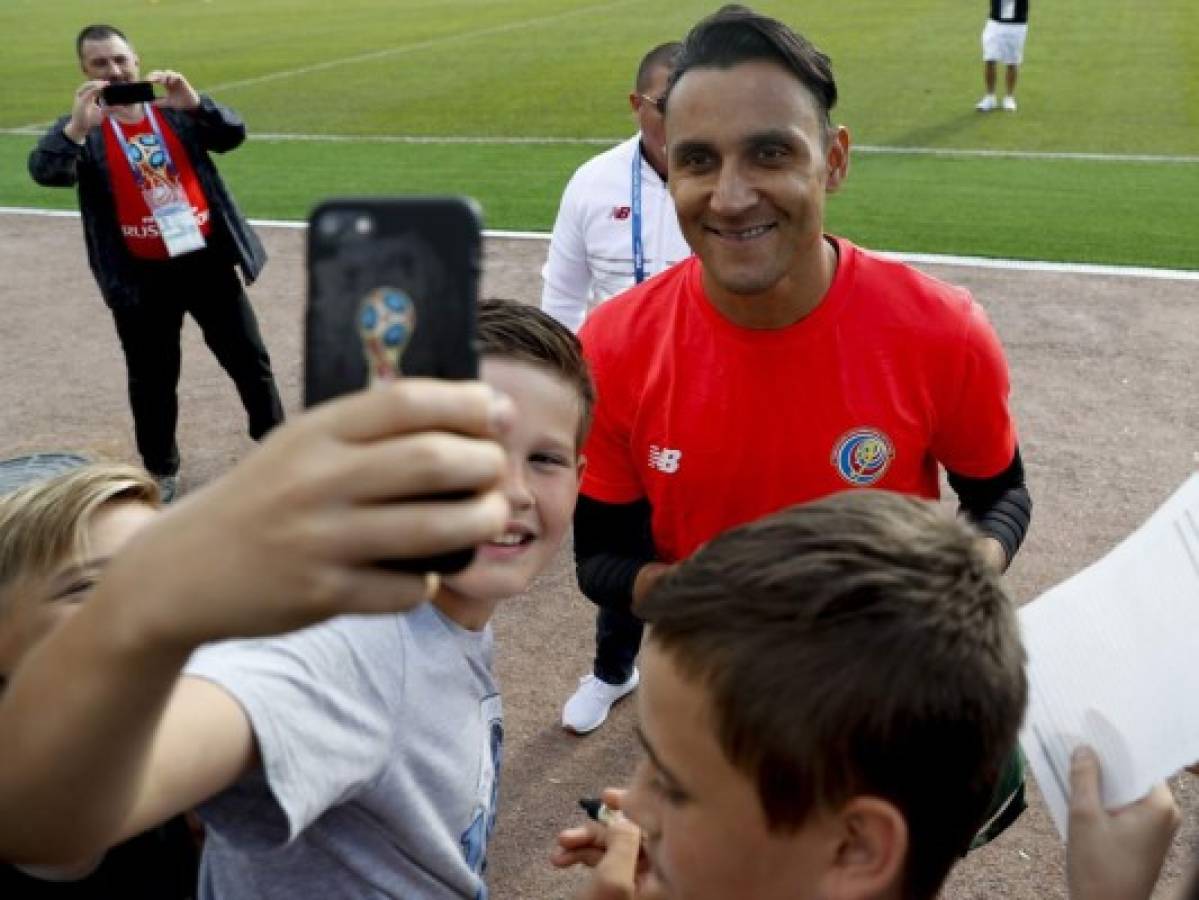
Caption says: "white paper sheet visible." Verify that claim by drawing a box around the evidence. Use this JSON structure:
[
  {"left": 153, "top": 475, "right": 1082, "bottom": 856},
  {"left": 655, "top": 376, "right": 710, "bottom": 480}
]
[{"left": 1018, "top": 473, "right": 1199, "bottom": 838}]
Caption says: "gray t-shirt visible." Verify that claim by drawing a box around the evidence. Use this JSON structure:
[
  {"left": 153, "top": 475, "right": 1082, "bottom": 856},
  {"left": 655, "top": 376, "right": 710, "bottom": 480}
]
[{"left": 183, "top": 604, "right": 503, "bottom": 899}]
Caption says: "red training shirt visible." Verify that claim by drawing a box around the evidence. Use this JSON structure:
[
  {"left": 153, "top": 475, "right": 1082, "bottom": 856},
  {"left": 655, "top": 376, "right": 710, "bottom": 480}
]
[{"left": 578, "top": 237, "right": 1017, "bottom": 563}]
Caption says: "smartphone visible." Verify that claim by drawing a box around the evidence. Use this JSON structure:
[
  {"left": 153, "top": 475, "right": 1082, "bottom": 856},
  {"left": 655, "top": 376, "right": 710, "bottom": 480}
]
[
  {"left": 305, "top": 196, "right": 483, "bottom": 574},
  {"left": 101, "top": 81, "right": 156, "bottom": 106}
]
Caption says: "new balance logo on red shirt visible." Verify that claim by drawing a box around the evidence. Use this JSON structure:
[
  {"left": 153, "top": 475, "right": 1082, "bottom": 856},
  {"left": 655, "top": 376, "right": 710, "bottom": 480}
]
[{"left": 648, "top": 446, "right": 682, "bottom": 474}]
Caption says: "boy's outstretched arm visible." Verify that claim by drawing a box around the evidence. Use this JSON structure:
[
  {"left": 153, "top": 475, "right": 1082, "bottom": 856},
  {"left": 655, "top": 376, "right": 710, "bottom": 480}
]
[{"left": 0, "top": 380, "right": 511, "bottom": 864}]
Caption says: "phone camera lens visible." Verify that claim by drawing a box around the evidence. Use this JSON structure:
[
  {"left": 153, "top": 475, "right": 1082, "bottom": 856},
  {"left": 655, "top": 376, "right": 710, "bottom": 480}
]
[
  {"left": 317, "top": 213, "right": 344, "bottom": 239},
  {"left": 354, "top": 216, "right": 374, "bottom": 236}
]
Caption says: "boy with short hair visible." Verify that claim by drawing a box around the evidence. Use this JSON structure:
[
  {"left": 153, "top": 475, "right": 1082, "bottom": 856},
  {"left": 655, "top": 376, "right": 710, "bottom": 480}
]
[
  {"left": 555, "top": 491, "right": 1028, "bottom": 899},
  {"left": 0, "top": 300, "right": 592, "bottom": 899}
]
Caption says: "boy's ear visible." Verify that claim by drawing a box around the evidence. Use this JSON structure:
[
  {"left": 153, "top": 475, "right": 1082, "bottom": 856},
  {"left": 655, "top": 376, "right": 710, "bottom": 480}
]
[
  {"left": 575, "top": 453, "right": 587, "bottom": 480},
  {"left": 822, "top": 797, "right": 907, "bottom": 899}
]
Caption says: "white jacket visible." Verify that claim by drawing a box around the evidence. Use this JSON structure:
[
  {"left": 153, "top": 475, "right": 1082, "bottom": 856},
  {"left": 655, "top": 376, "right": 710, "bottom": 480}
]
[{"left": 540, "top": 134, "right": 691, "bottom": 332}]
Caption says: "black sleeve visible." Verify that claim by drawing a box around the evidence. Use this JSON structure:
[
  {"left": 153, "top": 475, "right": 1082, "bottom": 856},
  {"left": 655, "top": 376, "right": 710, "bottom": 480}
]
[
  {"left": 573, "top": 494, "right": 656, "bottom": 611},
  {"left": 28, "top": 117, "right": 83, "bottom": 188},
  {"left": 946, "top": 445, "right": 1033, "bottom": 568},
  {"left": 190, "top": 95, "right": 247, "bottom": 154}
]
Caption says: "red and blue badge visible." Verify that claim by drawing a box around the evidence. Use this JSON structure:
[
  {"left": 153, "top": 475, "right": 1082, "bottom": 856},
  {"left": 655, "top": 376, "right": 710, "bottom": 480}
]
[{"left": 832, "top": 428, "right": 894, "bottom": 486}]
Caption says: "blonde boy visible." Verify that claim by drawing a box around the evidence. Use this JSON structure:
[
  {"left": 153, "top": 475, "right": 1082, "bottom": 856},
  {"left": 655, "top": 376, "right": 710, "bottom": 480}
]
[{"left": 0, "top": 300, "right": 592, "bottom": 899}]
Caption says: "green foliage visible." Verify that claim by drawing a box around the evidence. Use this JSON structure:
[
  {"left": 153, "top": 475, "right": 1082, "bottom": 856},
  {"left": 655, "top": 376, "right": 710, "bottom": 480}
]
[{"left": 3, "top": 0, "right": 1196, "bottom": 269}]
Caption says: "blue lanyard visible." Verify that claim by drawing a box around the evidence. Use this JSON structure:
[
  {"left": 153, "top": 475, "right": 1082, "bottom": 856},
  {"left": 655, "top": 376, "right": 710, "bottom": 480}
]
[
  {"left": 107, "top": 106, "right": 178, "bottom": 190},
  {"left": 631, "top": 142, "right": 646, "bottom": 284}
]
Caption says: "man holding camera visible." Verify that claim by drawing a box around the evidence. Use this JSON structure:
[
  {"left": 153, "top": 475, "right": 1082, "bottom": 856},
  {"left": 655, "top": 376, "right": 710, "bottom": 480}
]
[{"left": 29, "top": 24, "right": 283, "bottom": 501}]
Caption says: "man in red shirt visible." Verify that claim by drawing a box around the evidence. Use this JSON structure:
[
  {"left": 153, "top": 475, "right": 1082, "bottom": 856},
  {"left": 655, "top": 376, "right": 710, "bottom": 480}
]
[
  {"left": 29, "top": 25, "right": 283, "bottom": 501},
  {"left": 563, "top": 5, "right": 1032, "bottom": 741}
]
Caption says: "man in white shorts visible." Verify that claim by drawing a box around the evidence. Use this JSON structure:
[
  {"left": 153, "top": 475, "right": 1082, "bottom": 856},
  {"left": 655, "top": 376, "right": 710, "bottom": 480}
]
[{"left": 976, "top": 0, "right": 1029, "bottom": 112}]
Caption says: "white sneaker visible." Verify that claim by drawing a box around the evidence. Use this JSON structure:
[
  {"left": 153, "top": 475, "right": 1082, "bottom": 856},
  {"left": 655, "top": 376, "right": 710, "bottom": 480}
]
[
  {"left": 1002, "top": 96, "right": 1018, "bottom": 112},
  {"left": 562, "top": 669, "right": 640, "bottom": 734},
  {"left": 975, "top": 94, "right": 998, "bottom": 112}
]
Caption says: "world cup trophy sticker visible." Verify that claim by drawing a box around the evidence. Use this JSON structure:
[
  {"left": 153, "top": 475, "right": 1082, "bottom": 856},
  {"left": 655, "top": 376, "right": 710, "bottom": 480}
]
[
  {"left": 358, "top": 287, "right": 416, "bottom": 382},
  {"left": 125, "top": 131, "right": 186, "bottom": 208}
]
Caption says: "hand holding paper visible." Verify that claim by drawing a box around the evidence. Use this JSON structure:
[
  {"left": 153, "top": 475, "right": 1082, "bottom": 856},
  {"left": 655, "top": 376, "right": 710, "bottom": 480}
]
[{"left": 1019, "top": 474, "right": 1199, "bottom": 837}]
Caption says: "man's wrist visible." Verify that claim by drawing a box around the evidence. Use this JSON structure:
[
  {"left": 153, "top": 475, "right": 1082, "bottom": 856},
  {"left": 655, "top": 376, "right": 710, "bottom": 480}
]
[{"left": 62, "top": 121, "right": 88, "bottom": 145}]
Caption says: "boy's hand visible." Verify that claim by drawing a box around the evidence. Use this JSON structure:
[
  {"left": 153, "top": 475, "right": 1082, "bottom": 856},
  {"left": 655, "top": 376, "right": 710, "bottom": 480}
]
[
  {"left": 552, "top": 790, "right": 660, "bottom": 900},
  {"left": 108, "top": 379, "right": 512, "bottom": 653},
  {"left": 1066, "top": 745, "right": 1180, "bottom": 900}
]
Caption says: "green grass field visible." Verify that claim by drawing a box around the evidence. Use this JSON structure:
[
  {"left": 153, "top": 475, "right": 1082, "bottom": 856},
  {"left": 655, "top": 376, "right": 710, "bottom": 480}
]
[{"left": 2, "top": 0, "right": 1196, "bottom": 269}]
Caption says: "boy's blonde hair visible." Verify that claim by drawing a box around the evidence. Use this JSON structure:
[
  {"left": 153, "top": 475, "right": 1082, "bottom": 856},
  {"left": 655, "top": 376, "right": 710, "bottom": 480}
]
[{"left": 0, "top": 463, "right": 159, "bottom": 597}]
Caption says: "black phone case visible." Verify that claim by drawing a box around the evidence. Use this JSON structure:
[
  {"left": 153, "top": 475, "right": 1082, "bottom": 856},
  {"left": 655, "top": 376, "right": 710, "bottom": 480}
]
[
  {"left": 305, "top": 196, "right": 483, "bottom": 575},
  {"left": 101, "top": 81, "right": 156, "bottom": 105}
]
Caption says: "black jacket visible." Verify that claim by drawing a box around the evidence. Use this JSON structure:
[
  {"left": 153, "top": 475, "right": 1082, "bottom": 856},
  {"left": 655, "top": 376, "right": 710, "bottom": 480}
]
[{"left": 28, "top": 96, "right": 266, "bottom": 310}]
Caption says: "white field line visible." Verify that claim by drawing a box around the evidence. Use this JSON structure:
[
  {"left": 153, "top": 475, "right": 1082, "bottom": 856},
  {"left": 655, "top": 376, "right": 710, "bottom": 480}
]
[
  {"left": 9, "top": 0, "right": 643, "bottom": 132},
  {"left": 5, "top": 124, "right": 1196, "bottom": 165},
  {"left": 3, "top": 206, "right": 1196, "bottom": 281},
  {"left": 202, "top": 0, "right": 643, "bottom": 95}
]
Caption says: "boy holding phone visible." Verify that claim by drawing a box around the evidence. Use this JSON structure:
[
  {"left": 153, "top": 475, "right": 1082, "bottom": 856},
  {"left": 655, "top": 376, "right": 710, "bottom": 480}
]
[
  {"left": 28, "top": 24, "right": 283, "bottom": 501},
  {"left": 555, "top": 492, "right": 1028, "bottom": 900},
  {"left": 0, "top": 300, "right": 592, "bottom": 899}
]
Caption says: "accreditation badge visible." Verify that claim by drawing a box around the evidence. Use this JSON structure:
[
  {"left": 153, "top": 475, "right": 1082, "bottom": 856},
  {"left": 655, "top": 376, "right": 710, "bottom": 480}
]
[
  {"left": 140, "top": 169, "right": 205, "bottom": 257},
  {"left": 152, "top": 198, "right": 206, "bottom": 257}
]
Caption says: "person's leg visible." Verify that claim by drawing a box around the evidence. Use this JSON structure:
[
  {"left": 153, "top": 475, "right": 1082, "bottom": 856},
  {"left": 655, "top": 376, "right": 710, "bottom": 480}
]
[
  {"left": 562, "top": 607, "right": 643, "bottom": 734},
  {"left": 111, "top": 299, "right": 185, "bottom": 478},
  {"left": 977, "top": 60, "right": 999, "bottom": 110},
  {"left": 594, "top": 606, "right": 643, "bottom": 684},
  {"left": 1005, "top": 63, "right": 1018, "bottom": 97},
  {"left": 186, "top": 265, "right": 285, "bottom": 440},
  {"left": 984, "top": 60, "right": 998, "bottom": 94}
]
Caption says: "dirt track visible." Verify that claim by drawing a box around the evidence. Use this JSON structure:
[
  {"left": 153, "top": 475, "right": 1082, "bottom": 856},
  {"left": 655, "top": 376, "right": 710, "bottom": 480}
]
[{"left": 1, "top": 211, "right": 1197, "bottom": 898}]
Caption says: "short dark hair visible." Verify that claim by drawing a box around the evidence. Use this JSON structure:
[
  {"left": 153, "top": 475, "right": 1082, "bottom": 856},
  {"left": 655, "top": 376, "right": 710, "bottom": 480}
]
[
  {"left": 640, "top": 491, "right": 1027, "bottom": 900},
  {"left": 634, "top": 41, "right": 681, "bottom": 94},
  {"left": 666, "top": 5, "right": 837, "bottom": 125},
  {"left": 476, "top": 299, "right": 594, "bottom": 449},
  {"left": 76, "top": 24, "right": 128, "bottom": 58}
]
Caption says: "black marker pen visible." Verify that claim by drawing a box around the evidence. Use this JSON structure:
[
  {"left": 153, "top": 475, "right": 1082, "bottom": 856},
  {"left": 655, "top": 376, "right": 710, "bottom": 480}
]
[{"left": 578, "top": 797, "right": 617, "bottom": 825}]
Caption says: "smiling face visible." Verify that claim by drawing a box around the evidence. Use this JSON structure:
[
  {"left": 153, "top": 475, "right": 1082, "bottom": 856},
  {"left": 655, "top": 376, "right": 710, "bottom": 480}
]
[
  {"left": 436, "top": 356, "right": 583, "bottom": 627},
  {"left": 666, "top": 59, "right": 849, "bottom": 325},
  {"left": 620, "top": 641, "right": 841, "bottom": 900},
  {"left": 0, "top": 499, "right": 157, "bottom": 678},
  {"left": 78, "top": 35, "right": 140, "bottom": 84}
]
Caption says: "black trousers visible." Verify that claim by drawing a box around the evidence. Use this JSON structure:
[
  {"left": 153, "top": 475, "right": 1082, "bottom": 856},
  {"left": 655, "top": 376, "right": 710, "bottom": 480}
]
[
  {"left": 111, "top": 249, "right": 284, "bottom": 477},
  {"left": 594, "top": 605, "right": 644, "bottom": 684}
]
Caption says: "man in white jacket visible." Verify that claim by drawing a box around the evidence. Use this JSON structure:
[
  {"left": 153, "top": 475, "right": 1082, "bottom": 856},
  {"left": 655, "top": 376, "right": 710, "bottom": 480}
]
[{"left": 540, "top": 42, "right": 691, "bottom": 332}]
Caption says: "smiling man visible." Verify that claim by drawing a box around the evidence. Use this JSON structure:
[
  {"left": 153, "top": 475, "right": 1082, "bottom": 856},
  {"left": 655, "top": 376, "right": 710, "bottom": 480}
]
[{"left": 560, "top": 5, "right": 1033, "bottom": 797}]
